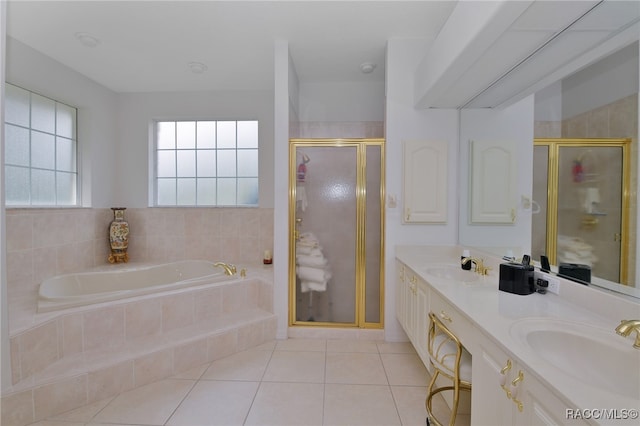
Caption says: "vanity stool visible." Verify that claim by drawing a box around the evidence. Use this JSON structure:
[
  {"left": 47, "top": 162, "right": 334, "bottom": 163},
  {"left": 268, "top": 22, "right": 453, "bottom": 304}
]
[{"left": 425, "top": 311, "right": 472, "bottom": 426}]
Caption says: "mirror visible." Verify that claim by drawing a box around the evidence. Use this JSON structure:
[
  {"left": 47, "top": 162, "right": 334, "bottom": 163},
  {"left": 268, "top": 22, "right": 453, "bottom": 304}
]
[{"left": 462, "top": 41, "right": 639, "bottom": 299}]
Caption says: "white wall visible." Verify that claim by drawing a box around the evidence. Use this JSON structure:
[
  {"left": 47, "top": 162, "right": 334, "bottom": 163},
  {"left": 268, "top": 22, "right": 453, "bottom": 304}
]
[
  {"left": 1, "top": 0, "right": 10, "bottom": 393},
  {"left": 385, "top": 38, "right": 459, "bottom": 341},
  {"left": 458, "top": 96, "right": 535, "bottom": 255},
  {"left": 273, "top": 39, "right": 291, "bottom": 339},
  {"left": 562, "top": 42, "right": 639, "bottom": 119},
  {"left": 115, "top": 90, "right": 274, "bottom": 208},
  {"left": 5, "top": 38, "right": 119, "bottom": 208},
  {"left": 534, "top": 80, "right": 562, "bottom": 122},
  {"left": 298, "top": 81, "right": 385, "bottom": 122}
]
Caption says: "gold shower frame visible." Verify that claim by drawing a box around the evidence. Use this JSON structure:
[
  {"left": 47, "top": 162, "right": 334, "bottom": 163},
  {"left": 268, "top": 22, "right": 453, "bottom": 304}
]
[
  {"left": 534, "top": 138, "right": 631, "bottom": 284},
  {"left": 288, "top": 138, "right": 386, "bottom": 328}
]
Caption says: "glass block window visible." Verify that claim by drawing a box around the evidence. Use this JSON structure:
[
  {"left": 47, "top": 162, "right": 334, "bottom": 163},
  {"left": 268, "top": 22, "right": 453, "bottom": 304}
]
[
  {"left": 155, "top": 120, "right": 258, "bottom": 206},
  {"left": 4, "top": 84, "right": 78, "bottom": 206}
]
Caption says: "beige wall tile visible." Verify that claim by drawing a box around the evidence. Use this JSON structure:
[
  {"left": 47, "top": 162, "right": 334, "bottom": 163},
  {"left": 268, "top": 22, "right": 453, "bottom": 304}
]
[
  {"left": 6, "top": 214, "right": 33, "bottom": 251},
  {"left": 19, "top": 321, "right": 59, "bottom": 379},
  {"left": 134, "top": 349, "right": 173, "bottom": 387},
  {"left": 237, "top": 321, "right": 265, "bottom": 351},
  {"left": 222, "top": 283, "right": 247, "bottom": 314},
  {"left": 586, "top": 106, "right": 609, "bottom": 137},
  {"left": 87, "top": 361, "right": 134, "bottom": 404},
  {"left": 33, "top": 375, "right": 87, "bottom": 421},
  {"left": 1, "top": 389, "right": 34, "bottom": 426},
  {"left": 33, "top": 247, "right": 57, "bottom": 286},
  {"left": 6, "top": 251, "right": 33, "bottom": 287},
  {"left": 10, "top": 336, "right": 22, "bottom": 384},
  {"left": 125, "top": 299, "right": 162, "bottom": 340},
  {"left": 173, "top": 339, "right": 208, "bottom": 374},
  {"left": 162, "top": 293, "right": 194, "bottom": 332},
  {"left": 61, "top": 313, "right": 84, "bottom": 356},
  {"left": 194, "top": 287, "right": 223, "bottom": 321},
  {"left": 207, "top": 330, "right": 238, "bottom": 362},
  {"left": 83, "top": 306, "right": 125, "bottom": 352}
]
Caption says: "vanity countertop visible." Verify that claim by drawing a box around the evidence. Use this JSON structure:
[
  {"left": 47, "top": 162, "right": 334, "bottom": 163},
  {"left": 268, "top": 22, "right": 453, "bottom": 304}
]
[{"left": 396, "top": 245, "right": 640, "bottom": 421}]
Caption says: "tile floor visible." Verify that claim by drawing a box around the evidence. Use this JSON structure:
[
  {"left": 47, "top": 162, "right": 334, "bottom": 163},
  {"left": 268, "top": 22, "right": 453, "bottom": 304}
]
[{"left": 28, "top": 339, "right": 470, "bottom": 426}]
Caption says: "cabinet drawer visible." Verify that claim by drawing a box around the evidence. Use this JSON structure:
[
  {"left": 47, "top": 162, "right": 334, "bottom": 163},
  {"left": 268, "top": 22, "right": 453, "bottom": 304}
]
[{"left": 429, "top": 291, "right": 475, "bottom": 351}]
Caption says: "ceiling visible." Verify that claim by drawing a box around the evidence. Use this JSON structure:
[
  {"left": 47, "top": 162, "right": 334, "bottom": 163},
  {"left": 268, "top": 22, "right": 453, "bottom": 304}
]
[{"left": 5, "top": 0, "right": 457, "bottom": 93}]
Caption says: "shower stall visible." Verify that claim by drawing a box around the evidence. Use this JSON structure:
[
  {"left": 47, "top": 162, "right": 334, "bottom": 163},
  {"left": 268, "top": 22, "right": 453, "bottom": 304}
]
[
  {"left": 288, "top": 139, "right": 385, "bottom": 328},
  {"left": 532, "top": 138, "right": 631, "bottom": 284}
]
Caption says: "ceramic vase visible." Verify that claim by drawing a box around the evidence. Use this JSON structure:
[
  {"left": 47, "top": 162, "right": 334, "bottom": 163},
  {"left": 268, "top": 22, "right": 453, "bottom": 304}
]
[{"left": 108, "top": 207, "right": 130, "bottom": 263}]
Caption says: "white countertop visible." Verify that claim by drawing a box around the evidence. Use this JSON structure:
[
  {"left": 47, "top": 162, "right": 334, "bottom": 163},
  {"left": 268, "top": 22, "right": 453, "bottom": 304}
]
[{"left": 396, "top": 245, "right": 640, "bottom": 421}]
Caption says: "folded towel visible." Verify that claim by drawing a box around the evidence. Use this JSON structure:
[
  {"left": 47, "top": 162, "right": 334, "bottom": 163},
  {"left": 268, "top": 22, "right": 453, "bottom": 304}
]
[
  {"left": 297, "top": 239, "right": 319, "bottom": 248},
  {"left": 297, "top": 266, "right": 332, "bottom": 283},
  {"left": 296, "top": 246, "right": 324, "bottom": 257},
  {"left": 296, "top": 255, "right": 328, "bottom": 268},
  {"left": 300, "top": 280, "right": 328, "bottom": 293}
]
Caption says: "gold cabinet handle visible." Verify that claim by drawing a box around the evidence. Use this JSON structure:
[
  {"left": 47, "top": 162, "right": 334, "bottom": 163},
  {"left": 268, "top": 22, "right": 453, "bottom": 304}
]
[
  {"left": 406, "top": 208, "right": 411, "bottom": 221},
  {"left": 510, "top": 370, "right": 524, "bottom": 412},
  {"left": 399, "top": 266, "right": 405, "bottom": 282},
  {"left": 511, "top": 208, "right": 516, "bottom": 222},
  {"left": 439, "top": 310, "right": 452, "bottom": 322},
  {"left": 499, "top": 359, "right": 512, "bottom": 399}
]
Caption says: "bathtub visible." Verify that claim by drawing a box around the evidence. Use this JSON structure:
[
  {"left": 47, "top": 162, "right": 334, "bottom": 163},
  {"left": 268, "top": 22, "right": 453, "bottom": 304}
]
[{"left": 38, "top": 260, "right": 234, "bottom": 312}]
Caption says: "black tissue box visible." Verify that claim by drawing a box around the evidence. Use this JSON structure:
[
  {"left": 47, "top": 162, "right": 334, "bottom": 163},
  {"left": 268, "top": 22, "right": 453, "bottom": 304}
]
[
  {"left": 499, "top": 262, "right": 535, "bottom": 295},
  {"left": 558, "top": 263, "right": 590, "bottom": 284}
]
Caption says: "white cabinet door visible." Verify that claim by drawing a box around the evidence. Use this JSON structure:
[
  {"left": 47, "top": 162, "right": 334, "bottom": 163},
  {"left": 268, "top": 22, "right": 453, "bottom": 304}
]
[
  {"left": 403, "top": 140, "right": 448, "bottom": 223},
  {"left": 469, "top": 139, "right": 517, "bottom": 223},
  {"left": 414, "top": 279, "right": 430, "bottom": 366},
  {"left": 471, "top": 342, "right": 516, "bottom": 425}
]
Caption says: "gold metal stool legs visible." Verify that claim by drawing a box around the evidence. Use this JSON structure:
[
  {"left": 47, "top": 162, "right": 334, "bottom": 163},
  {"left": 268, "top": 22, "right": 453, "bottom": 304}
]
[{"left": 425, "top": 312, "right": 472, "bottom": 426}]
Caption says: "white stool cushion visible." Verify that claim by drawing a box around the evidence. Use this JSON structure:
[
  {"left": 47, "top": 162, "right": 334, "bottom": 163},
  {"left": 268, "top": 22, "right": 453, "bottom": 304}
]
[{"left": 430, "top": 333, "right": 473, "bottom": 383}]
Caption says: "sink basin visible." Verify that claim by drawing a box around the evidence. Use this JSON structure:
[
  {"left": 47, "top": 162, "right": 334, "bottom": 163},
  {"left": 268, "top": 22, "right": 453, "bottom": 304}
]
[
  {"left": 422, "top": 264, "right": 480, "bottom": 283},
  {"left": 510, "top": 318, "right": 640, "bottom": 399}
]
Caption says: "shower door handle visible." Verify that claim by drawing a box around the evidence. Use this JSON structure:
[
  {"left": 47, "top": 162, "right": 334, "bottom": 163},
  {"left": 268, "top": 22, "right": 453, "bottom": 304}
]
[{"left": 405, "top": 208, "right": 411, "bottom": 221}]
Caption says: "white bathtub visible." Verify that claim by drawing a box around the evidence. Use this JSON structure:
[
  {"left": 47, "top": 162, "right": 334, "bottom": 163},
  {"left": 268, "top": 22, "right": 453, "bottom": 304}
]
[{"left": 38, "top": 260, "right": 234, "bottom": 312}]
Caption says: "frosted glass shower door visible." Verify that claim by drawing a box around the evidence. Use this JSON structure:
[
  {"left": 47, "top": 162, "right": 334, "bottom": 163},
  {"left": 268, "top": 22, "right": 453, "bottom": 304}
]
[
  {"left": 293, "top": 145, "right": 358, "bottom": 324},
  {"left": 289, "top": 139, "right": 385, "bottom": 327},
  {"left": 557, "top": 146, "right": 624, "bottom": 283}
]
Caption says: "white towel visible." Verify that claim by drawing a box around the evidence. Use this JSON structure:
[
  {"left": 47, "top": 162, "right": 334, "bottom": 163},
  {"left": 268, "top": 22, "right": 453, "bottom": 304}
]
[
  {"left": 296, "top": 266, "right": 332, "bottom": 283},
  {"left": 296, "top": 255, "right": 328, "bottom": 268},
  {"left": 296, "top": 246, "right": 324, "bottom": 257},
  {"left": 296, "top": 185, "right": 308, "bottom": 212},
  {"left": 300, "top": 280, "right": 328, "bottom": 293}
]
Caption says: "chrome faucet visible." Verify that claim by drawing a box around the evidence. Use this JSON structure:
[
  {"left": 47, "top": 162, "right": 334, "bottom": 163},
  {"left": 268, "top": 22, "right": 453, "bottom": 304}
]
[
  {"left": 615, "top": 319, "right": 640, "bottom": 349},
  {"left": 461, "top": 257, "right": 491, "bottom": 276},
  {"left": 214, "top": 262, "right": 237, "bottom": 276}
]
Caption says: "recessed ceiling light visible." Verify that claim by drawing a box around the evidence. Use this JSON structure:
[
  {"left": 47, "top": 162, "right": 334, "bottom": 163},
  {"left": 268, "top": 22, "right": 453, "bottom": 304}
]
[
  {"left": 188, "top": 62, "right": 208, "bottom": 74},
  {"left": 74, "top": 32, "right": 101, "bottom": 48},
  {"left": 360, "top": 62, "right": 376, "bottom": 74}
]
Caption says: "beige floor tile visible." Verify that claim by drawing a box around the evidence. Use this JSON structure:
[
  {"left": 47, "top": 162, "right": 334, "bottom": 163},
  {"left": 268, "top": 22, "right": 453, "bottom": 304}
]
[
  {"left": 30, "top": 422, "right": 85, "bottom": 426},
  {"left": 325, "top": 352, "right": 388, "bottom": 385},
  {"left": 377, "top": 341, "right": 417, "bottom": 354},
  {"left": 91, "top": 379, "right": 195, "bottom": 425},
  {"left": 251, "top": 340, "right": 278, "bottom": 351},
  {"left": 202, "top": 348, "right": 272, "bottom": 381},
  {"left": 50, "top": 397, "right": 114, "bottom": 422},
  {"left": 390, "top": 385, "right": 428, "bottom": 426},
  {"left": 324, "top": 384, "right": 401, "bottom": 426},
  {"left": 327, "top": 339, "right": 378, "bottom": 353},
  {"left": 244, "top": 382, "right": 324, "bottom": 426},
  {"left": 381, "top": 353, "right": 429, "bottom": 386},
  {"left": 262, "top": 350, "right": 325, "bottom": 383},
  {"left": 166, "top": 380, "right": 259, "bottom": 426},
  {"left": 275, "top": 338, "right": 326, "bottom": 352},
  {"left": 171, "top": 363, "right": 210, "bottom": 380}
]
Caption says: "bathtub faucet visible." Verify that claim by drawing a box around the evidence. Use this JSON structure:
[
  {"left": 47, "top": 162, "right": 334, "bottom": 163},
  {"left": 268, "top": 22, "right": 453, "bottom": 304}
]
[{"left": 214, "top": 262, "right": 237, "bottom": 276}]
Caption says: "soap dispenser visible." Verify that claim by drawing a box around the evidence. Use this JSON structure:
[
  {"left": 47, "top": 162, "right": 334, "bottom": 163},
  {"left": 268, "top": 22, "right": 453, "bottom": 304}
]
[{"left": 461, "top": 249, "right": 471, "bottom": 270}]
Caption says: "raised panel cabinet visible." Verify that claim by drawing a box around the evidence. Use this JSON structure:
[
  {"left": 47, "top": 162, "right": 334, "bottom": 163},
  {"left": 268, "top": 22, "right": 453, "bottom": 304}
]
[
  {"left": 469, "top": 139, "right": 517, "bottom": 223},
  {"left": 403, "top": 140, "right": 448, "bottom": 223}
]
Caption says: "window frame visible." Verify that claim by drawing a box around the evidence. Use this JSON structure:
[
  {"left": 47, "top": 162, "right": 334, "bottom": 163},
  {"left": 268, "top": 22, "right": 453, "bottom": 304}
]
[
  {"left": 152, "top": 119, "right": 259, "bottom": 207},
  {"left": 4, "top": 83, "right": 80, "bottom": 208}
]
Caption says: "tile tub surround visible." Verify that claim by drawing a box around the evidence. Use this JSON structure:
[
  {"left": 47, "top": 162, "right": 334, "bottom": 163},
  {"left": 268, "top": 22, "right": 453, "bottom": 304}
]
[
  {"left": 1, "top": 273, "right": 276, "bottom": 426},
  {"left": 5, "top": 207, "right": 274, "bottom": 334}
]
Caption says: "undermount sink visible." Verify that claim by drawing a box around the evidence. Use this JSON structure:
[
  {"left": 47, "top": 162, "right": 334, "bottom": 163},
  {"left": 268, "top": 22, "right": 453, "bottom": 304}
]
[
  {"left": 422, "top": 264, "right": 481, "bottom": 283},
  {"left": 510, "top": 318, "right": 640, "bottom": 399}
]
